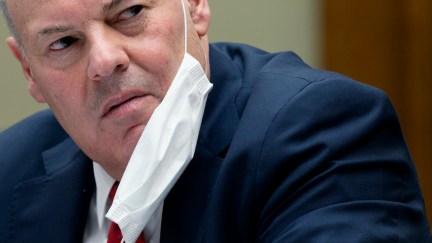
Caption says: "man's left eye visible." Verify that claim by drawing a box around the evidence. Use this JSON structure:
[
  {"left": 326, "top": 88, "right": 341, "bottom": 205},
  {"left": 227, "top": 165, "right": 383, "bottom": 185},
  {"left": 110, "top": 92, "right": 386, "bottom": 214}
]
[{"left": 118, "top": 5, "right": 143, "bottom": 22}]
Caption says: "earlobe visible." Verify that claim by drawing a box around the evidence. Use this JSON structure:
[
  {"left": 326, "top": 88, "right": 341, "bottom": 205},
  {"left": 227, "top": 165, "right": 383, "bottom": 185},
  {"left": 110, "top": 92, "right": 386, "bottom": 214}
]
[
  {"left": 6, "top": 37, "right": 47, "bottom": 103},
  {"left": 188, "top": 0, "right": 211, "bottom": 37}
]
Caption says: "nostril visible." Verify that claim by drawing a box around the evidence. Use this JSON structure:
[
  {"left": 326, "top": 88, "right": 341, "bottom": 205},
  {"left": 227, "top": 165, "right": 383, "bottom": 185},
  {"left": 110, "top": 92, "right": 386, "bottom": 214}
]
[{"left": 115, "top": 63, "right": 128, "bottom": 73}]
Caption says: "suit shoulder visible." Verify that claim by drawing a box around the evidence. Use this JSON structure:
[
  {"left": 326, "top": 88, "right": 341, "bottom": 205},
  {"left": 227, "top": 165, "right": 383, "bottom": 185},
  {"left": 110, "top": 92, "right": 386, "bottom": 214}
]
[
  {"left": 0, "top": 110, "right": 69, "bottom": 161},
  {"left": 211, "top": 43, "right": 390, "bottom": 122},
  {"left": 210, "top": 42, "right": 372, "bottom": 90}
]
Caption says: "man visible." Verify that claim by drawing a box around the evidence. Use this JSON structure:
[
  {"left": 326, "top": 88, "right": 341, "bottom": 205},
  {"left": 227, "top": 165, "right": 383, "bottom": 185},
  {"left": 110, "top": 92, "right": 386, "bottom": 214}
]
[{"left": 0, "top": 0, "right": 430, "bottom": 242}]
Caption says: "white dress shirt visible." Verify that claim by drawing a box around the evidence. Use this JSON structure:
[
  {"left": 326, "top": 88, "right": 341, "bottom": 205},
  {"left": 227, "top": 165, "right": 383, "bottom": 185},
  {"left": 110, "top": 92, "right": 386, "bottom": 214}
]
[{"left": 83, "top": 162, "right": 163, "bottom": 243}]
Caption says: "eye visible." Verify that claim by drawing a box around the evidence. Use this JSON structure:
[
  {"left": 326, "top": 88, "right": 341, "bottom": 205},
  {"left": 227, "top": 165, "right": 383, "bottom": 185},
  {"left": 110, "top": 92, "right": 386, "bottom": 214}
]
[
  {"left": 49, "top": 36, "right": 77, "bottom": 51},
  {"left": 117, "top": 5, "right": 143, "bottom": 22}
]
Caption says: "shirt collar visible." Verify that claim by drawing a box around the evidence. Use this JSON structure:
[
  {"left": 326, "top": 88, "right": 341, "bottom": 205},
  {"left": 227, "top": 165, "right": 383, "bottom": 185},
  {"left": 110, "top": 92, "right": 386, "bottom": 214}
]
[{"left": 92, "top": 161, "right": 116, "bottom": 230}]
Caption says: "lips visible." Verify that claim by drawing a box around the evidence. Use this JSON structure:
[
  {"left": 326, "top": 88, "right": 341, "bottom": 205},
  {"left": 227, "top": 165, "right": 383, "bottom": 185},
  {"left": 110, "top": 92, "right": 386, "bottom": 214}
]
[{"left": 102, "top": 90, "right": 147, "bottom": 118}]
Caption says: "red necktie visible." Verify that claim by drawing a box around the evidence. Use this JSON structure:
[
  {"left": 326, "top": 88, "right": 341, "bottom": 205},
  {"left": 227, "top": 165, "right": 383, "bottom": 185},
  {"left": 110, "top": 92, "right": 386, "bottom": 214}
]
[{"left": 107, "top": 182, "right": 146, "bottom": 243}]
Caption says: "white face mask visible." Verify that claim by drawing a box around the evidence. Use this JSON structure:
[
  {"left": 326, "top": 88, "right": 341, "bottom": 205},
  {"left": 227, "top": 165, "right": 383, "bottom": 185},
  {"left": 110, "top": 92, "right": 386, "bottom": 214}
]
[{"left": 105, "top": 0, "right": 213, "bottom": 242}]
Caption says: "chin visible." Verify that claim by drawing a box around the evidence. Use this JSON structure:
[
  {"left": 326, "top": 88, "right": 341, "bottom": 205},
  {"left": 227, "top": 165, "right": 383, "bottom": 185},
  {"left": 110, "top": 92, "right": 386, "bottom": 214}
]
[
  {"left": 126, "top": 123, "right": 146, "bottom": 143},
  {"left": 122, "top": 125, "right": 146, "bottom": 157}
]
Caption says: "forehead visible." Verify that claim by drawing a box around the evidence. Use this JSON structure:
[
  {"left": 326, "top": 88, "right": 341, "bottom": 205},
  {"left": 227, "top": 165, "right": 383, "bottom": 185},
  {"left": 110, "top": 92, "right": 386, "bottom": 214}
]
[
  {"left": 7, "top": 0, "right": 121, "bottom": 23},
  {"left": 7, "top": 0, "right": 160, "bottom": 39},
  {"left": 6, "top": 0, "right": 93, "bottom": 34}
]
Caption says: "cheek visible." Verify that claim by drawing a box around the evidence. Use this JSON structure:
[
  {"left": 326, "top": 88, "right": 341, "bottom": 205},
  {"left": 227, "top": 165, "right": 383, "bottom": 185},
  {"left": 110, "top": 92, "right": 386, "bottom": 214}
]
[
  {"left": 126, "top": 47, "right": 179, "bottom": 100},
  {"left": 33, "top": 70, "right": 90, "bottom": 127},
  {"left": 129, "top": 17, "right": 184, "bottom": 77},
  {"left": 47, "top": 91, "right": 88, "bottom": 135}
]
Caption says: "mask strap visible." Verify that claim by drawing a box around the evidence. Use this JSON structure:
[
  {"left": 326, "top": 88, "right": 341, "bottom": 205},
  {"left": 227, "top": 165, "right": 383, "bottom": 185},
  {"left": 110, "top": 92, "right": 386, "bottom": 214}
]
[
  {"left": 180, "top": 0, "right": 188, "bottom": 54},
  {"left": 179, "top": 0, "right": 208, "bottom": 73}
]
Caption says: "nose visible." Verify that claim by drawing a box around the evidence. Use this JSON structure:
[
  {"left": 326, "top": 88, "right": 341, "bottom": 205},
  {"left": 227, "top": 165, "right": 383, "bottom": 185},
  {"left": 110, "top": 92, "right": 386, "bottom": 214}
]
[{"left": 86, "top": 26, "right": 130, "bottom": 80}]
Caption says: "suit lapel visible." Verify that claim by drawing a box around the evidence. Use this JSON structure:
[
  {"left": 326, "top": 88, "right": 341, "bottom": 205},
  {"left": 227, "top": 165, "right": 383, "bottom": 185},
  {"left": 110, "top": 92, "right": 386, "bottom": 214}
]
[
  {"left": 8, "top": 138, "right": 94, "bottom": 243},
  {"left": 161, "top": 45, "right": 243, "bottom": 242}
]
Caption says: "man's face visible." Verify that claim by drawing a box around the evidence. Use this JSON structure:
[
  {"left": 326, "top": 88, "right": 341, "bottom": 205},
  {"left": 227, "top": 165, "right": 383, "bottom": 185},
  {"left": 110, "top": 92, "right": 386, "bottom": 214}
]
[{"left": 6, "top": 0, "right": 210, "bottom": 179}]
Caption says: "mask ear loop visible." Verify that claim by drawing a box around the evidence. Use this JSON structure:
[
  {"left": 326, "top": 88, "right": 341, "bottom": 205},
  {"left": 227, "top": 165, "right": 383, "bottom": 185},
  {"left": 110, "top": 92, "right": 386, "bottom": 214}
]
[
  {"left": 180, "top": 0, "right": 208, "bottom": 73},
  {"left": 180, "top": 0, "right": 188, "bottom": 55}
]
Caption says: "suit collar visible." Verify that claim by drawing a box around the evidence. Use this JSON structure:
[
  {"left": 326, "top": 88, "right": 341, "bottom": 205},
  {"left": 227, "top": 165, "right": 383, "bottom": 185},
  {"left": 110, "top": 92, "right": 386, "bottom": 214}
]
[
  {"left": 42, "top": 137, "right": 86, "bottom": 175},
  {"left": 197, "top": 44, "right": 242, "bottom": 156}
]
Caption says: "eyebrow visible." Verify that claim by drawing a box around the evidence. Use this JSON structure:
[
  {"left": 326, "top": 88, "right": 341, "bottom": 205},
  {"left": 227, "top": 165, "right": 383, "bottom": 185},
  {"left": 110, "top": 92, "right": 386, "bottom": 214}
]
[
  {"left": 38, "top": 26, "right": 73, "bottom": 38},
  {"left": 37, "top": 26, "right": 72, "bottom": 40}
]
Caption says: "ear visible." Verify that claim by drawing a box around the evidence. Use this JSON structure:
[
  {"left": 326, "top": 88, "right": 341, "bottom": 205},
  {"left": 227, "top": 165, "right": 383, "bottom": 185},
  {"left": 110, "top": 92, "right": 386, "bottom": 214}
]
[
  {"left": 6, "top": 37, "right": 47, "bottom": 103},
  {"left": 188, "top": 0, "right": 211, "bottom": 37}
]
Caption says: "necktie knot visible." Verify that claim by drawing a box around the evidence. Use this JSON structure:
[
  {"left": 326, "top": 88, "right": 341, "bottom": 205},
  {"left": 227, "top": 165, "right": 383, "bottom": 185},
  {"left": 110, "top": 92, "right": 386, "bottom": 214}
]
[{"left": 109, "top": 181, "right": 119, "bottom": 202}]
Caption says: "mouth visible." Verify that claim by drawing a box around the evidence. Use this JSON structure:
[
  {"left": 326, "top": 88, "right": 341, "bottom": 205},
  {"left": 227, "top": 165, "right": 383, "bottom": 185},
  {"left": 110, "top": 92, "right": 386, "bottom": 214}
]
[{"left": 102, "top": 91, "right": 147, "bottom": 119}]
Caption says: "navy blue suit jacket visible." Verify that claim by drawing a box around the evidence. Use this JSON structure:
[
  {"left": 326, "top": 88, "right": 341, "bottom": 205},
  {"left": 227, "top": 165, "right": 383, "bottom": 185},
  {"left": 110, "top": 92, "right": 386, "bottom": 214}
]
[{"left": 1, "top": 43, "right": 431, "bottom": 242}]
